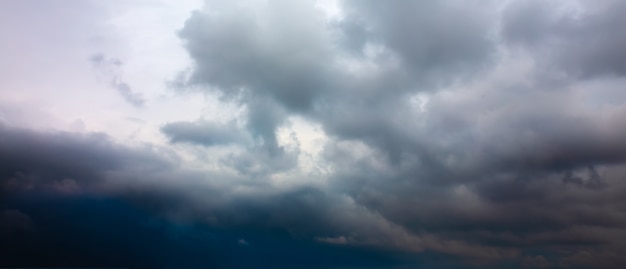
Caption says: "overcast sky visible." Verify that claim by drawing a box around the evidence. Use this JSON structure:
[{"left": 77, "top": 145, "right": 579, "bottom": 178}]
[{"left": 2, "top": 0, "right": 626, "bottom": 268}]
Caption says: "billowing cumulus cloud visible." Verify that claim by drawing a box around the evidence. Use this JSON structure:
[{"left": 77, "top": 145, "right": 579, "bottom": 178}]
[{"left": 2, "top": 0, "right": 626, "bottom": 268}]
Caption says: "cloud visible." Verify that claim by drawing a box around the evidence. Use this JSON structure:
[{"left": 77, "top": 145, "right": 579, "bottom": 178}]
[
  {"left": 501, "top": 0, "right": 626, "bottom": 78},
  {"left": 0, "top": 124, "right": 174, "bottom": 196},
  {"left": 0, "top": 124, "right": 516, "bottom": 266},
  {"left": 161, "top": 120, "right": 248, "bottom": 146},
  {"left": 340, "top": 0, "right": 497, "bottom": 79},
  {"left": 114, "top": 82, "right": 145, "bottom": 107},
  {"left": 3, "top": 0, "right": 626, "bottom": 268},
  {"left": 168, "top": 0, "right": 626, "bottom": 267},
  {"left": 316, "top": 236, "right": 347, "bottom": 245},
  {"left": 90, "top": 54, "right": 146, "bottom": 107}
]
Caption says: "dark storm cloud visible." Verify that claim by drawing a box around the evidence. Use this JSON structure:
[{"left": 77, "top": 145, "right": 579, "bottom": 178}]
[
  {"left": 90, "top": 54, "right": 146, "bottom": 107},
  {"left": 0, "top": 124, "right": 172, "bottom": 194},
  {"left": 316, "top": 71, "right": 626, "bottom": 266},
  {"left": 0, "top": 124, "right": 515, "bottom": 267},
  {"left": 2, "top": 194, "right": 415, "bottom": 268},
  {"left": 171, "top": 0, "right": 626, "bottom": 267},
  {"left": 0, "top": 124, "right": 458, "bottom": 268}
]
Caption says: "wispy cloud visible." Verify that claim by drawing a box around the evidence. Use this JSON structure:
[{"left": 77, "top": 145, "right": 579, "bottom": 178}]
[{"left": 90, "top": 53, "right": 145, "bottom": 107}]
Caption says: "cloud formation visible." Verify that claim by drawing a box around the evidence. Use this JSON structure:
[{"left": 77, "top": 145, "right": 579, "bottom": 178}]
[
  {"left": 2, "top": 0, "right": 626, "bottom": 268},
  {"left": 169, "top": 0, "right": 626, "bottom": 267}
]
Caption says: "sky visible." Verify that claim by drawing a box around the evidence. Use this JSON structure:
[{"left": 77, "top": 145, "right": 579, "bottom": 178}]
[{"left": 1, "top": 0, "right": 626, "bottom": 268}]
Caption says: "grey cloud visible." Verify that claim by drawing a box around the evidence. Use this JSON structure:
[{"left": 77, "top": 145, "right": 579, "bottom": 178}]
[
  {"left": 160, "top": 117, "right": 300, "bottom": 176},
  {"left": 219, "top": 147, "right": 299, "bottom": 177},
  {"left": 502, "top": 0, "right": 626, "bottom": 78},
  {"left": 178, "top": 0, "right": 334, "bottom": 112},
  {"left": 242, "top": 97, "right": 286, "bottom": 154},
  {"left": 161, "top": 120, "right": 247, "bottom": 146},
  {"left": 316, "top": 63, "right": 626, "bottom": 264},
  {"left": 562, "top": 166, "right": 606, "bottom": 189},
  {"left": 177, "top": 0, "right": 501, "bottom": 163},
  {"left": 340, "top": 0, "right": 498, "bottom": 81},
  {"left": 173, "top": 0, "right": 626, "bottom": 267},
  {"left": 177, "top": 0, "right": 341, "bottom": 157}
]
